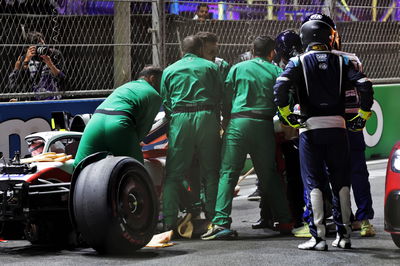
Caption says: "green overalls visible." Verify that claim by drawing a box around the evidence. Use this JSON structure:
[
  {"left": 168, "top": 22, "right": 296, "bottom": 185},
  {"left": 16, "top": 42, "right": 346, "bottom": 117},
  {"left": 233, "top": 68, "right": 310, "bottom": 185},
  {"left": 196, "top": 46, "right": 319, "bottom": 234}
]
[
  {"left": 74, "top": 79, "right": 161, "bottom": 167},
  {"left": 161, "top": 53, "right": 223, "bottom": 227},
  {"left": 187, "top": 57, "right": 232, "bottom": 215},
  {"left": 213, "top": 57, "right": 291, "bottom": 227}
]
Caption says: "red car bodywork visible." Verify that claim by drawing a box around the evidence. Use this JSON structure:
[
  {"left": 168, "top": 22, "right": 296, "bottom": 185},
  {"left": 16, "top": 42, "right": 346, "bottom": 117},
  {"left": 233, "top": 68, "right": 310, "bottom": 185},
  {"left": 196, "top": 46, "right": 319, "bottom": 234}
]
[{"left": 384, "top": 141, "right": 400, "bottom": 247}]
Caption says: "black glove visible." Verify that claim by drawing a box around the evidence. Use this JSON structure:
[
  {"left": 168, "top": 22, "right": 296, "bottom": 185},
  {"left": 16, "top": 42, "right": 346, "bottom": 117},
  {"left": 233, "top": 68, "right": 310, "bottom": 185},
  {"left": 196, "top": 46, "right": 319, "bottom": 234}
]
[
  {"left": 347, "top": 116, "right": 367, "bottom": 132},
  {"left": 286, "top": 113, "right": 307, "bottom": 128},
  {"left": 278, "top": 105, "right": 307, "bottom": 128},
  {"left": 347, "top": 109, "right": 371, "bottom": 132}
]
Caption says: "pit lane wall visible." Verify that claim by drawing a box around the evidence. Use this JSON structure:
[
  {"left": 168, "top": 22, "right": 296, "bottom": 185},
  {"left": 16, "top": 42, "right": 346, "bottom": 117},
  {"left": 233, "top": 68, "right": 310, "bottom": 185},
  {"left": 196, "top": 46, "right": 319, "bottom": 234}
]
[
  {"left": 0, "top": 99, "right": 104, "bottom": 160},
  {"left": 0, "top": 84, "right": 399, "bottom": 161}
]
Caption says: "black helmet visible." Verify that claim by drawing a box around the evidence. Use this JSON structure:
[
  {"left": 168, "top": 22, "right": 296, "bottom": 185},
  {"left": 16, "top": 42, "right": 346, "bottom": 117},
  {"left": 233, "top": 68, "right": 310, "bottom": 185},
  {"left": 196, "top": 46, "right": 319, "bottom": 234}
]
[
  {"left": 301, "top": 13, "right": 337, "bottom": 30},
  {"left": 300, "top": 13, "right": 336, "bottom": 49},
  {"left": 275, "top": 30, "right": 303, "bottom": 62}
]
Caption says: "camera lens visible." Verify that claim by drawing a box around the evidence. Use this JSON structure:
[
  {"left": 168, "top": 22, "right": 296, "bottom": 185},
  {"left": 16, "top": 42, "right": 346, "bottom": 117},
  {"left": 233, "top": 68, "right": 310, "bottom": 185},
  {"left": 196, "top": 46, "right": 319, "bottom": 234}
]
[{"left": 36, "top": 46, "right": 48, "bottom": 56}]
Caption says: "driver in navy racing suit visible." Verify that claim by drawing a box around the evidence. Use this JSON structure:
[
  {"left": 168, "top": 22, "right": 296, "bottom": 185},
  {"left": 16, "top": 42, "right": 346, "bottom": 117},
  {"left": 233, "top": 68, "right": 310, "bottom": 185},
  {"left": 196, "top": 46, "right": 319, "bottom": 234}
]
[{"left": 274, "top": 13, "right": 374, "bottom": 251}]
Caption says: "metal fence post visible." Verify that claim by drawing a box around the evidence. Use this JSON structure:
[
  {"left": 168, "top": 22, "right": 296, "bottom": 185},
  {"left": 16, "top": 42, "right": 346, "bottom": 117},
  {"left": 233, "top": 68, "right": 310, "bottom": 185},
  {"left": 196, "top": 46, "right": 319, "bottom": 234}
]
[
  {"left": 152, "top": 0, "right": 165, "bottom": 67},
  {"left": 325, "top": 0, "right": 336, "bottom": 19},
  {"left": 114, "top": 0, "right": 132, "bottom": 88}
]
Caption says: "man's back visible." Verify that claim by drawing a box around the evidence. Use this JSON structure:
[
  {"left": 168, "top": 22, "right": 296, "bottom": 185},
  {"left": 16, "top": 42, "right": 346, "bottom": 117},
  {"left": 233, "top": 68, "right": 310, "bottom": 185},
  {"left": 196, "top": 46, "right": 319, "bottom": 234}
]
[
  {"left": 97, "top": 79, "right": 161, "bottom": 140},
  {"left": 98, "top": 79, "right": 160, "bottom": 118},
  {"left": 296, "top": 51, "right": 345, "bottom": 117},
  {"left": 226, "top": 57, "right": 282, "bottom": 116},
  {"left": 161, "top": 53, "right": 222, "bottom": 113}
]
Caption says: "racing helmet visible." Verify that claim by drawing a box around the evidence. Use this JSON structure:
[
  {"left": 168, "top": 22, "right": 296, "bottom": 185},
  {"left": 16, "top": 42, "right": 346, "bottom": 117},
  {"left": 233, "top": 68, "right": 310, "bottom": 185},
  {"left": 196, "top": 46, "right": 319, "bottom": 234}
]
[
  {"left": 300, "top": 13, "right": 337, "bottom": 50},
  {"left": 28, "top": 139, "right": 45, "bottom": 156},
  {"left": 275, "top": 30, "right": 303, "bottom": 62},
  {"left": 302, "top": 13, "right": 337, "bottom": 30}
]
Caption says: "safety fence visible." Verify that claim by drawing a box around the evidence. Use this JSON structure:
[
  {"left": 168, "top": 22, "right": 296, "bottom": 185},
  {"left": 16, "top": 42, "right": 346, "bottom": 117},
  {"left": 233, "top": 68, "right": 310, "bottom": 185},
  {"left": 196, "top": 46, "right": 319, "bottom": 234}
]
[{"left": 0, "top": 0, "right": 399, "bottom": 100}]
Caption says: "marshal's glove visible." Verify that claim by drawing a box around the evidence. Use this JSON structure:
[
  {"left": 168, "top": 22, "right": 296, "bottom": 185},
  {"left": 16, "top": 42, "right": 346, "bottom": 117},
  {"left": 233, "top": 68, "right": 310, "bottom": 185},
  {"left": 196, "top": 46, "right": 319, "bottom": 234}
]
[
  {"left": 347, "top": 109, "right": 372, "bottom": 132},
  {"left": 278, "top": 105, "right": 306, "bottom": 129}
]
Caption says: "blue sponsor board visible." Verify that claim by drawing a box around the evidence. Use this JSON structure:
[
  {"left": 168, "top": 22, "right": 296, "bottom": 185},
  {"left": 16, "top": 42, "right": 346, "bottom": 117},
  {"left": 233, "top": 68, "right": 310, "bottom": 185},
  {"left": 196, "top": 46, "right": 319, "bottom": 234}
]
[{"left": 0, "top": 99, "right": 104, "bottom": 159}]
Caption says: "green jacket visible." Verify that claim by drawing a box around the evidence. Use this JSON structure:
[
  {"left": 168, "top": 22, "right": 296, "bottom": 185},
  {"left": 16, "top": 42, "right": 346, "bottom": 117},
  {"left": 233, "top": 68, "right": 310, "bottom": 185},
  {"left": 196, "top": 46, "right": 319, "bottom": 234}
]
[
  {"left": 161, "top": 53, "right": 223, "bottom": 117},
  {"left": 97, "top": 79, "right": 161, "bottom": 140},
  {"left": 224, "top": 57, "right": 282, "bottom": 118}
]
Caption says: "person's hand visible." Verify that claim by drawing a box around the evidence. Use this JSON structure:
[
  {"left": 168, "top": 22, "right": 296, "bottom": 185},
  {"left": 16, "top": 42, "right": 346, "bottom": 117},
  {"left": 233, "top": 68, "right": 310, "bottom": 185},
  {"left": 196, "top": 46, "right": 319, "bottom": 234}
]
[
  {"left": 278, "top": 105, "right": 306, "bottom": 129},
  {"left": 40, "top": 55, "right": 53, "bottom": 65},
  {"left": 41, "top": 55, "right": 61, "bottom": 76},
  {"left": 24, "top": 46, "right": 36, "bottom": 62},
  {"left": 347, "top": 109, "right": 372, "bottom": 132},
  {"left": 14, "top": 56, "right": 22, "bottom": 70}
]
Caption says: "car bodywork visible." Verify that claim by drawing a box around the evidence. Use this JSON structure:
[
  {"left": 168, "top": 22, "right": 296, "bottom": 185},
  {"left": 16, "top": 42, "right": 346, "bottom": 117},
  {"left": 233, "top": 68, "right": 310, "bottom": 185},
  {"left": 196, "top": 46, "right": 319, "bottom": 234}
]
[
  {"left": 385, "top": 141, "right": 400, "bottom": 247},
  {"left": 0, "top": 131, "right": 82, "bottom": 243}
]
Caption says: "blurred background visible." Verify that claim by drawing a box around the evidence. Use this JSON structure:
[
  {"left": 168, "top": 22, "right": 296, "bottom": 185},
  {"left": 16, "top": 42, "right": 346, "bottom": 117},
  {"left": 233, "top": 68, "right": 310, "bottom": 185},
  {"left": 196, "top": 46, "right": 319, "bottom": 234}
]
[{"left": 1, "top": 0, "right": 399, "bottom": 100}]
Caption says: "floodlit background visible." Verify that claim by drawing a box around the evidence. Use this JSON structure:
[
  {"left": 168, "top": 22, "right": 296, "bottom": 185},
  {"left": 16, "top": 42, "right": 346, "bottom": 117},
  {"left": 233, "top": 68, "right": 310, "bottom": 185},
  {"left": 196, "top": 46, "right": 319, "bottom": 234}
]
[{"left": 1, "top": 0, "right": 399, "bottom": 100}]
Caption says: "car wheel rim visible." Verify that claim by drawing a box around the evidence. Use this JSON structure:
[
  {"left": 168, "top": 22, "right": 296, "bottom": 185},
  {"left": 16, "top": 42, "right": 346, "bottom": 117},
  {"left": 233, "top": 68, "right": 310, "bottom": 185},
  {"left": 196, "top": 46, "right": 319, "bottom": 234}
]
[{"left": 116, "top": 170, "right": 152, "bottom": 232}]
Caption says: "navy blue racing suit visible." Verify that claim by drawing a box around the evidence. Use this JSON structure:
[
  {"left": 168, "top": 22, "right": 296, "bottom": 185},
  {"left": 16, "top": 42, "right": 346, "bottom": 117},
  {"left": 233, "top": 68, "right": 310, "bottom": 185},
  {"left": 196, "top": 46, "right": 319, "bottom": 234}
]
[
  {"left": 274, "top": 46, "right": 374, "bottom": 240},
  {"left": 332, "top": 50, "right": 375, "bottom": 222}
]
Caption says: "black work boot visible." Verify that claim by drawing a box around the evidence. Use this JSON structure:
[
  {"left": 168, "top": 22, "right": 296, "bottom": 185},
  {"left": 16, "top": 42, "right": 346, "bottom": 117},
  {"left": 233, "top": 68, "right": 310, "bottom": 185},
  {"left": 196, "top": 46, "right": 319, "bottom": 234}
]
[{"left": 251, "top": 218, "right": 274, "bottom": 229}]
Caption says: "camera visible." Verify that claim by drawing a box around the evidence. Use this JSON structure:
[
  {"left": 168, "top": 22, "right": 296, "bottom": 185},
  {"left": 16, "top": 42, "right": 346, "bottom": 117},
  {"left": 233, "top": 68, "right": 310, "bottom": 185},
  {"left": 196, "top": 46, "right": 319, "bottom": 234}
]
[
  {"left": 32, "top": 45, "right": 53, "bottom": 61},
  {"left": 36, "top": 45, "right": 51, "bottom": 56}
]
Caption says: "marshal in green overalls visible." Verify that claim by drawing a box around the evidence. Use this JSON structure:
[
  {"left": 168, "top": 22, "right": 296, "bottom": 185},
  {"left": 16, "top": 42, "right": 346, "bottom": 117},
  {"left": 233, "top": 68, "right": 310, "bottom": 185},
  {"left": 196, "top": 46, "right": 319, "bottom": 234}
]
[
  {"left": 161, "top": 53, "right": 223, "bottom": 228},
  {"left": 212, "top": 57, "right": 292, "bottom": 228},
  {"left": 74, "top": 78, "right": 162, "bottom": 167}
]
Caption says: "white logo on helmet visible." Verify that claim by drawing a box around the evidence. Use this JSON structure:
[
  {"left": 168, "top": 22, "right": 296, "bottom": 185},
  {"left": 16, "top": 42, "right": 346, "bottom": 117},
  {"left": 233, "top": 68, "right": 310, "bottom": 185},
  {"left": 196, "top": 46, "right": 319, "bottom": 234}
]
[{"left": 310, "top": 14, "right": 323, "bottom": 20}]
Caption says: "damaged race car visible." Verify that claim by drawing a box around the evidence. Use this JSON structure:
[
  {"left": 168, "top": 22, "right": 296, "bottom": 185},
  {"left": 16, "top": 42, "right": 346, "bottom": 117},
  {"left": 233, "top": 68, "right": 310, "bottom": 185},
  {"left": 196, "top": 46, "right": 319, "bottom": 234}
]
[{"left": 0, "top": 116, "right": 168, "bottom": 253}]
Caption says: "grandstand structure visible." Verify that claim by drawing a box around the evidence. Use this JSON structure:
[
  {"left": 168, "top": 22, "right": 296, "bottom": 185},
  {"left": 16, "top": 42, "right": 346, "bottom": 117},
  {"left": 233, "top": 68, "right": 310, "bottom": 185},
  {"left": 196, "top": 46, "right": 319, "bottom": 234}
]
[{"left": 1, "top": 0, "right": 399, "bottom": 100}]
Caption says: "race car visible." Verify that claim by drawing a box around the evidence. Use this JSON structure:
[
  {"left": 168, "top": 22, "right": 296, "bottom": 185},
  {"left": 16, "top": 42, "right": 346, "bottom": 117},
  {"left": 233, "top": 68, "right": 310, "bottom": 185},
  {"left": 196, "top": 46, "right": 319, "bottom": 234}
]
[
  {"left": 0, "top": 131, "right": 80, "bottom": 243},
  {"left": 0, "top": 129, "right": 162, "bottom": 253},
  {"left": 384, "top": 141, "right": 400, "bottom": 248}
]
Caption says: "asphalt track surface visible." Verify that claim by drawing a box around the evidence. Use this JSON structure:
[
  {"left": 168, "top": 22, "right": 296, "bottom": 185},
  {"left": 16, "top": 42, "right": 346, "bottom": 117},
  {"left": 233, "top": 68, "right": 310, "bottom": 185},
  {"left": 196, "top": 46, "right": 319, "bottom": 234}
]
[{"left": 1, "top": 159, "right": 400, "bottom": 265}]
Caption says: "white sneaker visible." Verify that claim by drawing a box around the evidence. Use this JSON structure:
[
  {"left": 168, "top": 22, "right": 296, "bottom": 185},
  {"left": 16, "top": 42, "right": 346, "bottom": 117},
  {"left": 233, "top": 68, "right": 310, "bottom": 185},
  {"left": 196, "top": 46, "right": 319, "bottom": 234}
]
[
  {"left": 298, "top": 237, "right": 328, "bottom": 251},
  {"left": 332, "top": 234, "right": 351, "bottom": 249}
]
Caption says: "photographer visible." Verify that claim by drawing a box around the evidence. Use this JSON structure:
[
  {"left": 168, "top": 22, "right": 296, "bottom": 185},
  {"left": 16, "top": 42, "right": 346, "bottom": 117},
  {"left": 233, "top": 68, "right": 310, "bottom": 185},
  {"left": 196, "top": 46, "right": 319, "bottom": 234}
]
[{"left": 8, "top": 31, "right": 65, "bottom": 100}]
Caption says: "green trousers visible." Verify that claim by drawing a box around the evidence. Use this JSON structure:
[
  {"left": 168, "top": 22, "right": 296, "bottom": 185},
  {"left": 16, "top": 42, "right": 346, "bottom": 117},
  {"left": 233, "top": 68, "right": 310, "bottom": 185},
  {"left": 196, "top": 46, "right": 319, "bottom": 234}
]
[
  {"left": 74, "top": 113, "right": 142, "bottom": 167},
  {"left": 163, "top": 110, "right": 221, "bottom": 227},
  {"left": 213, "top": 118, "right": 291, "bottom": 227}
]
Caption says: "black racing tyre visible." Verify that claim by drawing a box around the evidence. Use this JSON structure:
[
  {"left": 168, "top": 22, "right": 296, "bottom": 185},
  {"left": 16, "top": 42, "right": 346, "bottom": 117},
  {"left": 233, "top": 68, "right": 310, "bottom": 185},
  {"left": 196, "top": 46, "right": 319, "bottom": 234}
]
[
  {"left": 391, "top": 233, "right": 400, "bottom": 248},
  {"left": 72, "top": 156, "right": 158, "bottom": 254},
  {"left": 69, "top": 114, "right": 92, "bottom": 132}
]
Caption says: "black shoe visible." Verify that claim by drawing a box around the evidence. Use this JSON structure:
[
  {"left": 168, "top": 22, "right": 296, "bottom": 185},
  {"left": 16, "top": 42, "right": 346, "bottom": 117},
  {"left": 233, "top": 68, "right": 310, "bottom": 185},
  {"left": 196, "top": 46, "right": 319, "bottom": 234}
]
[
  {"left": 247, "top": 189, "right": 261, "bottom": 201},
  {"left": 252, "top": 219, "right": 273, "bottom": 229}
]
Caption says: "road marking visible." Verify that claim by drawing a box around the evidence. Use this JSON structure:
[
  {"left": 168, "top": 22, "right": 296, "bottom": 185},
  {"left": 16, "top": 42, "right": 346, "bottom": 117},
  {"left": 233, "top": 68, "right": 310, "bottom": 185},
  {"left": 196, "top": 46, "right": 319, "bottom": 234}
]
[{"left": 367, "top": 159, "right": 388, "bottom": 165}]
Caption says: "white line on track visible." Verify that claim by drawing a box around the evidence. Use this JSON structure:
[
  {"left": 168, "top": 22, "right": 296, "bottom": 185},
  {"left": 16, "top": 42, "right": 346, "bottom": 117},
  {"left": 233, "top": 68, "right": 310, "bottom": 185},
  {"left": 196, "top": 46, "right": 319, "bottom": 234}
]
[{"left": 367, "top": 158, "right": 388, "bottom": 165}]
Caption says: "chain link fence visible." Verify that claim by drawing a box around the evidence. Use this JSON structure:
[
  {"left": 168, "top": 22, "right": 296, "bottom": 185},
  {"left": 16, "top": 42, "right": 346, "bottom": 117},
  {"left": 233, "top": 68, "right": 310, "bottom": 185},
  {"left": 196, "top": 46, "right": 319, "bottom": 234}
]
[{"left": 1, "top": 0, "right": 399, "bottom": 100}]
